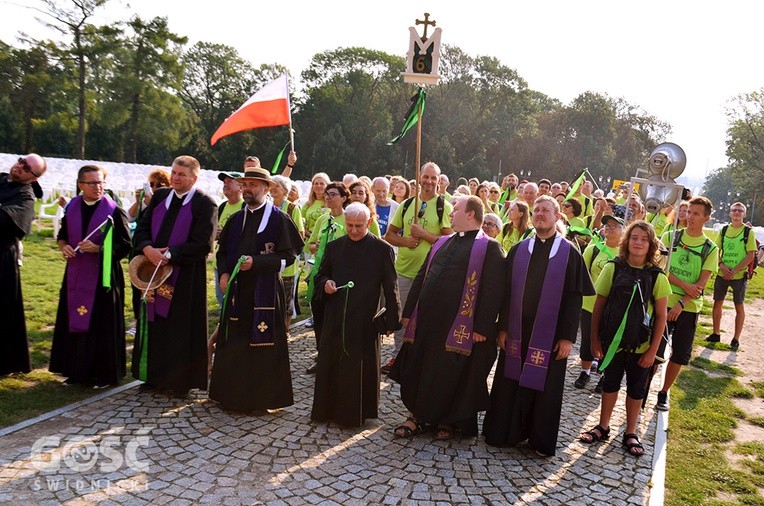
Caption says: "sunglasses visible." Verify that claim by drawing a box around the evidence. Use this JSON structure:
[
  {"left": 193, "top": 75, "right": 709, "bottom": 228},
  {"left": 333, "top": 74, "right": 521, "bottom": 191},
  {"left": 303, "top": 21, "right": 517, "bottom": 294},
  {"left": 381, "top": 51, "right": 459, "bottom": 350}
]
[
  {"left": 18, "top": 157, "right": 42, "bottom": 178},
  {"left": 489, "top": 190, "right": 500, "bottom": 195},
  {"left": 418, "top": 202, "right": 428, "bottom": 219}
]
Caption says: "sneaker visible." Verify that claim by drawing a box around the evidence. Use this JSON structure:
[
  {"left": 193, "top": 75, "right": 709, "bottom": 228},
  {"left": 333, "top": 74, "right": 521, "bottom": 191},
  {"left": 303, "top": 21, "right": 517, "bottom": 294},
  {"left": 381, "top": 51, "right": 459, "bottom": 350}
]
[
  {"left": 594, "top": 376, "right": 604, "bottom": 394},
  {"left": 656, "top": 391, "right": 670, "bottom": 411},
  {"left": 705, "top": 333, "right": 721, "bottom": 343},
  {"left": 380, "top": 359, "right": 395, "bottom": 375},
  {"left": 730, "top": 339, "right": 740, "bottom": 351},
  {"left": 591, "top": 360, "right": 600, "bottom": 374},
  {"left": 305, "top": 317, "right": 315, "bottom": 329},
  {"left": 574, "top": 371, "right": 591, "bottom": 389}
]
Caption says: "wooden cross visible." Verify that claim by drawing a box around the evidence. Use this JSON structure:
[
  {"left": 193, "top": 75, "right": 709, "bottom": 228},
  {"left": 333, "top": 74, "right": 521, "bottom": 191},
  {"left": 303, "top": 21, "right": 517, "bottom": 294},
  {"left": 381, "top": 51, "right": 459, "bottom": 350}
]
[{"left": 415, "top": 12, "right": 437, "bottom": 40}]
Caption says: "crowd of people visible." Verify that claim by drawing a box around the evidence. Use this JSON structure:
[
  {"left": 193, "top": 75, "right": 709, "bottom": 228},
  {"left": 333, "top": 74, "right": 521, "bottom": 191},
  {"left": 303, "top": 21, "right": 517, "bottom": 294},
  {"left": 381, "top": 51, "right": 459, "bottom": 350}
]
[{"left": 2, "top": 151, "right": 758, "bottom": 459}]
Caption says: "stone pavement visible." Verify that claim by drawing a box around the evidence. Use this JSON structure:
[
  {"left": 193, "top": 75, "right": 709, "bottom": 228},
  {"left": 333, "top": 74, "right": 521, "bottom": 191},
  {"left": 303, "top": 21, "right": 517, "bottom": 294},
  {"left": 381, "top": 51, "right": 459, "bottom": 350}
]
[{"left": 0, "top": 324, "right": 661, "bottom": 505}]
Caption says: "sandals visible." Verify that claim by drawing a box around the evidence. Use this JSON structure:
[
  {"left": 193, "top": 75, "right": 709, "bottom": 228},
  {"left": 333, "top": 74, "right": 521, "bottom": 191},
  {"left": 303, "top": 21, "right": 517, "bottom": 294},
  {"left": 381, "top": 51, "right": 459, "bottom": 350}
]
[
  {"left": 579, "top": 424, "right": 610, "bottom": 444},
  {"left": 434, "top": 425, "right": 455, "bottom": 441},
  {"left": 394, "top": 416, "right": 424, "bottom": 438},
  {"left": 622, "top": 432, "right": 644, "bottom": 457}
]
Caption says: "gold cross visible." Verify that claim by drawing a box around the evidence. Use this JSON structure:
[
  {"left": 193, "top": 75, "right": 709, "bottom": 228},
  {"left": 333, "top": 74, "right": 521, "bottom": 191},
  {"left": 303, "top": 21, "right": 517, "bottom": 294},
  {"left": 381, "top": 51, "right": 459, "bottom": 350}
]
[
  {"left": 76, "top": 305, "right": 88, "bottom": 316},
  {"left": 257, "top": 321, "right": 269, "bottom": 333},
  {"left": 453, "top": 324, "right": 469, "bottom": 344},
  {"left": 508, "top": 341, "right": 520, "bottom": 358},
  {"left": 530, "top": 350, "right": 546, "bottom": 365},
  {"left": 415, "top": 12, "right": 437, "bottom": 40}
]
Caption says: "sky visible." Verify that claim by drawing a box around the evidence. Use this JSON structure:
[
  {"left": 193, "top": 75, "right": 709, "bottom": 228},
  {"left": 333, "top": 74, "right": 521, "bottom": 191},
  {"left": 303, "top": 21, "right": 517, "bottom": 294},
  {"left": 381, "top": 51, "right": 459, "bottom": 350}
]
[{"left": 3, "top": 0, "right": 763, "bottom": 186}]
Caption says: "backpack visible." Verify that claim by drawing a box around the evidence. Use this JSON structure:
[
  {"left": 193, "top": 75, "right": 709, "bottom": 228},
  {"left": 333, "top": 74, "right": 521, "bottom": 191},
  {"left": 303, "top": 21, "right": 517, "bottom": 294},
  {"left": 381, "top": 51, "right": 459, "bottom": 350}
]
[
  {"left": 400, "top": 195, "right": 446, "bottom": 225},
  {"left": 671, "top": 228, "right": 715, "bottom": 265},
  {"left": 599, "top": 258, "right": 663, "bottom": 352},
  {"left": 720, "top": 224, "right": 759, "bottom": 279}
]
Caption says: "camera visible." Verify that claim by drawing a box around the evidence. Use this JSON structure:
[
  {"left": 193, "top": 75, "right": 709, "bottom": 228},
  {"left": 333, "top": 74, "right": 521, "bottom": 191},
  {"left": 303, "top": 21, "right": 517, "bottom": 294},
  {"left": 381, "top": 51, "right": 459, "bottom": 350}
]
[{"left": 143, "top": 182, "right": 153, "bottom": 196}]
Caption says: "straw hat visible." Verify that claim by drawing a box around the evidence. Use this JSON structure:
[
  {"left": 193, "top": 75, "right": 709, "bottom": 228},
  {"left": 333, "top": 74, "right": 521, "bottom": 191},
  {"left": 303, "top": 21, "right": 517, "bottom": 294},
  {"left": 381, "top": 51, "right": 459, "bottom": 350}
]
[
  {"left": 128, "top": 255, "right": 173, "bottom": 291},
  {"left": 239, "top": 167, "right": 277, "bottom": 188}
]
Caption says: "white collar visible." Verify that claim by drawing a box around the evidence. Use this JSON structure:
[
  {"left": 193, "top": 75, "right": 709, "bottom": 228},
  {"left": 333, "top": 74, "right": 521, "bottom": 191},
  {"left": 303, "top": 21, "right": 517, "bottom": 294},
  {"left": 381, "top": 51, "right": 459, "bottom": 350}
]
[
  {"left": 164, "top": 187, "right": 196, "bottom": 209},
  {"left": 527, "top": 233, "right": 563, "bottom": 257}
]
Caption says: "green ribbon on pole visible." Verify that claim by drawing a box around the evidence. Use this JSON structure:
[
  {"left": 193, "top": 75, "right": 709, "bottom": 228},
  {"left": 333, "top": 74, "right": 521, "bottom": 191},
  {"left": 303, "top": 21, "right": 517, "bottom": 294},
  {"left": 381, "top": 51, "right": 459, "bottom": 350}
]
[
  {"left": 101, "top": 216, "right": 114, "bottom": 290},
  {"left": 271, "top": 139, "right": 291, "bottom": 174},
  {"left": 565, "top": 169, "right": 587, "bottom": 201},
  {"left": 220, "top": 255, "right": 249, "bottom": 342},
  {"left": 600, "top": 283, "right": 638, "bottom": 370},
  {"left": 388, "top": 87, "right": 426, "bottom": 145},
  {"left": 137, "top": 297, "right": 149, "bottom": 381}
]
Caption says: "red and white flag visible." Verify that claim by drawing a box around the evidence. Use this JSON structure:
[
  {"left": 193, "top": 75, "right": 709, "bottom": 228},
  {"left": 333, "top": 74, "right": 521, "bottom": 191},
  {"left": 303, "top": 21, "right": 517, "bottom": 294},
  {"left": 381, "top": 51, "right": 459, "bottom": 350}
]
[{"left": 210, "top": 73, "right": 291, "bottom": 146}]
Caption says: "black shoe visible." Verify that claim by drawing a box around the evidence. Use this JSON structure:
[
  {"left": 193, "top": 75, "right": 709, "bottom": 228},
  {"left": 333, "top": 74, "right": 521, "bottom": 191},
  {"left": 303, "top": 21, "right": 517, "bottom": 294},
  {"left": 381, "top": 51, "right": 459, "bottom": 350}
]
[
  {"left": 705, "top": 333, "right": 721, "bottom": 343},
  {"left": 380, "top": 359, "right": 395, "bottom": 375},
  {"left": 306, "top": 363, "right": 317, "bottom": 374},
  {"left": 656, "top": 391, "right": 669, "bottom": 411},
  {"left": 573, "top": 371, "right": 591, "bottom": 389},
  {"left": 138, "top": 382, "right": 157, "bottom": 392},
  {"left": 730, "top": 339, "right": 740, "bottom": 351},
  {"left": 594, "top": 376, "right": 604, "bottom": 394}
]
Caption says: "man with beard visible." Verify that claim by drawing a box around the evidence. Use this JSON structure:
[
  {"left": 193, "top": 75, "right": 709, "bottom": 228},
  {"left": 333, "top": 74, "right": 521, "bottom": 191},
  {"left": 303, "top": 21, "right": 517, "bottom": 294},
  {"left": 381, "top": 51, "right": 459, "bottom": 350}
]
[
  {"left": 1, "top": 154, "right": 46, "bottom": 375},
  {"left": 383, "top": 162, "right": 453, "bottom": 374},
  {"left": 499, "top": 173, "right": 518, "bottom": 207},
  {"left": 311, "top": 203, "right": 400, "bottom": 427},
  {"left": 132, "top": 155, "right": 216, "bottom": 397},
  {"left": 390, "top": 195, "right": 504, "bottom": 440},
  {"left": 209, "top": 167, "right": 303, "bottom": 412},
  {"left": 484, "top": 195, "right": 594, "bottom": 457}
]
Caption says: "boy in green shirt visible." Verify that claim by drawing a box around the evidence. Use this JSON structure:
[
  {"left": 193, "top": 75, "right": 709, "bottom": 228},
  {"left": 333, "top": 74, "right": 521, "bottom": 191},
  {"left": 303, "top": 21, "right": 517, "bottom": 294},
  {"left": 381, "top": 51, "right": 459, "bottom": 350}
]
[{"left": 708, "top": 202, "right": 757, "bottom": 350}]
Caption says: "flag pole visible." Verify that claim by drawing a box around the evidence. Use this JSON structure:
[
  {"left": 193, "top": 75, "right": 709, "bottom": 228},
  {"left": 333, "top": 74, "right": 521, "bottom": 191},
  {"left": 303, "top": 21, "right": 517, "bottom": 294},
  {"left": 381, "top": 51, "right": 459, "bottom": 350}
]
[
  {"left": 414, "top": 89, "right": 423, "bottom": 224},
  {"left": 286, "top": 71, "right": 295, "bottom": 152}
]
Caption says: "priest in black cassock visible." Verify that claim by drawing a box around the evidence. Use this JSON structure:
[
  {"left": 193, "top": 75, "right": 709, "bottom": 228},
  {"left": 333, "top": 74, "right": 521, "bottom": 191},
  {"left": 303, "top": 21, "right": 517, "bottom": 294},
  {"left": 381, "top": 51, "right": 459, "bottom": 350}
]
[
  {"left": 311, "top": 203, "right": 401, "bottom": 427},
  {"left": 0, "top": 154, "right": 46, "bottom": 375},
  {"left": 483, "top": 195, "right": 594, "bottom": 457},
  {"left": 132, "top": 155, "right": 216, "bottom": 397},
  {"left": 209, "top": 167, "right": 303, "bottom": 412},
  {"left": 50, "top": 165, "right": 131, "bottom": 387},
  {"left": 389, "top": 195, "right": 505, "bottom": 440}
]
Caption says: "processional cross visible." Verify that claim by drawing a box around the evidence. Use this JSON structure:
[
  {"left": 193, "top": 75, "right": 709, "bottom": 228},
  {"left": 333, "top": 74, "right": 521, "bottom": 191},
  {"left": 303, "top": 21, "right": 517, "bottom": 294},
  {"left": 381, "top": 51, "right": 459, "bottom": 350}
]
[{"left": 415, "top": 12, "right": 436, "bottom": 40}]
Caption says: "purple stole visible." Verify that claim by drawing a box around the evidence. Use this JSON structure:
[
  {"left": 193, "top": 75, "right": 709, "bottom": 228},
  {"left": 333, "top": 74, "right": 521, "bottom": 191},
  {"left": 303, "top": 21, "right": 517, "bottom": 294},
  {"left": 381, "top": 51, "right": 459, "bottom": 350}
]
[
  {"left": 403, "top": 230, "right": 490, "bottom": 356},
  {"left": 65, "top": 196, "right": 117, "bottom": 333},
  {"left": 504, "top": 235, "right": 571, "bottom": 391},
  {"left": 225, "top": 204, "right": 280, "bottom": 347},
  {"left": 146, "top": 191, "right": 194, "bottom": 321}
]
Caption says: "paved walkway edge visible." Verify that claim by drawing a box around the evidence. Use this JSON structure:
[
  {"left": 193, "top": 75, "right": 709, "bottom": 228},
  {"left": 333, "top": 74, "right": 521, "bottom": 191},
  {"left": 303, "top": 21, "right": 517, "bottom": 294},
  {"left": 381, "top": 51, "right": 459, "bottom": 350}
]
[
  {"left": 0, "top": 380, "right": 141, "bottom": 438},
  {"left": 649, "top": 364, "right": 668, "bottom": 505}
]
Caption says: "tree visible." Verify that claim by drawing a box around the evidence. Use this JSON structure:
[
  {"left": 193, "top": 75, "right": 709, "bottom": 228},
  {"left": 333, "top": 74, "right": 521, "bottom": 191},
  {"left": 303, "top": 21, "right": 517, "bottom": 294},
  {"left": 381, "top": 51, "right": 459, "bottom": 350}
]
[{"left": 725, "top": 90, "right": 764, "bottom": 223}]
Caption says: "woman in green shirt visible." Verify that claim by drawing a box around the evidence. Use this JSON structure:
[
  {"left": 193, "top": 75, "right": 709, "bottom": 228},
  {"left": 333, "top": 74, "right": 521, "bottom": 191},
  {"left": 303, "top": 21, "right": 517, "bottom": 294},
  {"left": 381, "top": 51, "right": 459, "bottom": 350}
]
[
  {"left": 271, "top": 175, "right": 305, "bottom": 328},
  {"left": 497, "top": 200, "right": 532, "bottom": 253},
  {"left": 348, "top": 180, "right": 381, "bottom": 236},
  {"left": 302, "top": 172, "right": 330, "bottom": 238}
]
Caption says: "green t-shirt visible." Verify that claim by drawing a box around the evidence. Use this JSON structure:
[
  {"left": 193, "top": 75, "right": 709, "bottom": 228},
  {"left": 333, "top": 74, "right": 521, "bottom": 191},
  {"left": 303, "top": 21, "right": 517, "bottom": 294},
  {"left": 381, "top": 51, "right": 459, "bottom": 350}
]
[
  {"left": 660, "top": 229, "right": 718, "bottom": 313},
  {"left": 646, "top": 212, "right": 669, "bottom": 237},
  {"left": 574, "top": 194, "right": 594, "bottom": 216},
  {"left": 716, "top": 224, "right": 757, "bottom": 281},
  {"left": 595, "top": 261, "right": 672, "bottom": 353},
  {"left": 219, "top": 201, "right": 245, "bottom": 230},
  {"left": 581, "top": 242, "right": 620, "bottom": 312},
  {"left": 308, "top": 212, "right": 346, "bottom": 247},
  {"left": 390, "top": 195, "right": 453, "bottom": 278},
  {"left": 278, "top": 201, "right": 304, "bottom": 278},
  {"left": 302, "top": 199, "right": 327, "bottom": 238}
]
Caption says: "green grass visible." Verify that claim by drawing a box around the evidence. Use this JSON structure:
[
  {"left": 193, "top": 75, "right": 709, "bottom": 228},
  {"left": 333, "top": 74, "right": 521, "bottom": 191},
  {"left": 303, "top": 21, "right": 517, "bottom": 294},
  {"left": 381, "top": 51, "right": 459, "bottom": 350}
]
[
  {"left": 1, "top": 223, "right": 310, "bottom": 428},
  {"left": 689, "top": 357, "right": 743, "bottom": 377},
  {"left": 751, "top": 382, "right": 764, "bottom": 398}
]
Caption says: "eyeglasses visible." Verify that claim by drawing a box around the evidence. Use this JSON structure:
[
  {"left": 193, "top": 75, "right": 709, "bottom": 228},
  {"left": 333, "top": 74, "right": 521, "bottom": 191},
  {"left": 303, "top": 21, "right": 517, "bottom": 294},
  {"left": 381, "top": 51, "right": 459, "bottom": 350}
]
[
  {"left": 17, "top": 157, "right": 42, "bottom": 178},
  {"left": 730, "top": 209, "right": 745, "bottom": 213},
  {"left": 79, "top": 180, "right": 105, "bottom": 187},
  {"left": 604, "top": 222, "right": 622, "bottom": 229},
  {"left": 325, "top": 191, "right": 341, "bottom": 198},
  {"left": 489, "top": 190, "right": 500, "bottom": 195},
  {"left": 418, "top": 202, "right": 428, "bottom": 219},
  {"left": 482, "top": 222, "right": 498, "bottom": 229}
]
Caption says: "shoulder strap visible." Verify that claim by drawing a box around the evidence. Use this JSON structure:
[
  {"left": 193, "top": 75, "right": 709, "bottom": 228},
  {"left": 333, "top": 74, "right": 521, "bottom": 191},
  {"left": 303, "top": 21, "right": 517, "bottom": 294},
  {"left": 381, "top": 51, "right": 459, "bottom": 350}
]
[
  {"left": 586, "top": 244, "right": 601, "bottom": 271},
  {"left": 672, "top": 228, "right": 684, "bottom": 250},
  {"left": 436, "top": 195, "right": 445, "bottom": 224},
  {"left": 502, "top": 222, "right": 512, "bottom": 237},
  {"left": 287, "top": 202, "right": 295, "bottom": 215},
  {"left": 400, "top": 197, "right": 415, "bottom": 220},
  {"left": 217, "top": 201, "right": 226, "bottom": 219}
]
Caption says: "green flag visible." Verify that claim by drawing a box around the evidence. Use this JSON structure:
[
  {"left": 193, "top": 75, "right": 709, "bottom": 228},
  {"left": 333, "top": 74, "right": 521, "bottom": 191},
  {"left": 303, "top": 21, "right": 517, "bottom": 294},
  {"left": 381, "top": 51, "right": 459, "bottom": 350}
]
[
  {"left": 100, "top": 217, "right": 114, "bottom": 290},
  {"left": 565, "top": 169, "right": 587, "bottom": 201},
  {"left": 388, "top": 87, "right": 426, "bottom": 145},
  {"left": 271, "top": 139, "right": 291, "bottom": 174}
]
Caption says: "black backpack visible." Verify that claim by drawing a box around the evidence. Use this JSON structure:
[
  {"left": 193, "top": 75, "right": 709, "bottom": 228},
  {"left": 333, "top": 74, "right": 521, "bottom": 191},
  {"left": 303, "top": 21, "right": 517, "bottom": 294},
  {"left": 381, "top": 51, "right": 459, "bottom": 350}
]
[{"left": 600, "top": 258, "right": 663, "bottom": 352}]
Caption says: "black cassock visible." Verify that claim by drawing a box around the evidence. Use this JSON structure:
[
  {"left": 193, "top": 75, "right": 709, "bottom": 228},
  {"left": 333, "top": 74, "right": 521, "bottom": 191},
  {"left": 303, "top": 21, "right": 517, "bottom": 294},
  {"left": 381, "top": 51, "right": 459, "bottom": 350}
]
[
  {"left": 49, "top": 199, "right": 132, "bottom": 385},
  {"left": 483, "top": 236, "right": 594, "bottom": 456},
  {"left": 131, "top": 188, "right": 216, "bottom": 393},
  {"left": 210, "top": 205, "right": 304, "bottom": 411},
  {"left": 0, "top": 174, "right": 35, "bottom": 375},
  {"left": 311, "top": 233, "right": 401, "bottom": 427},
  {"left": 389, "top": 230, "right": 505, "bottom": 436}
]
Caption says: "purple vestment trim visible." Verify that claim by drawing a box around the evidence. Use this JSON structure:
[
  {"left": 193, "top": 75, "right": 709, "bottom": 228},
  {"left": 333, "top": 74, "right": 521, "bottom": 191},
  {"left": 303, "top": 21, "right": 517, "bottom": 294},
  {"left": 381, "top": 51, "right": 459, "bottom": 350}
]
[
  {"left": 146, "top": 192, "right": 193, "bottom": 321},
  {"left": 403, "top": 230, "right": 490, "bottom": 356},
  {"left": 65, "top": 196, "right": 116, "bottom": 333},
  {"left": 504, "top": 236, "right": 571, "bottom": 391}
]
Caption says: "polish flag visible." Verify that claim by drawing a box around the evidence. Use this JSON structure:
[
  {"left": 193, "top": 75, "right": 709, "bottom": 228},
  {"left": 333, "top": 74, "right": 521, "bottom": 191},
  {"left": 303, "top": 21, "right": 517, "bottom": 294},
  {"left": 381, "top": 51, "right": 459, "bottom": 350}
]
[{"left": 210, "top": 73, "right": 291, "bottom": 146}]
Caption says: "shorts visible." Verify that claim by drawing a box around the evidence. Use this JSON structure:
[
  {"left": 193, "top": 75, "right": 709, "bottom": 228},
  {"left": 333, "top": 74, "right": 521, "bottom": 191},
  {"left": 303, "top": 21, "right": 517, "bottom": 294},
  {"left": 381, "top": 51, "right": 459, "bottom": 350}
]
[
  {"left": 713, "top": 276, "right": 748, "bottom": 305},
  {"left": 579, "top": 309, "right": 593, "bottom": 362},
  {"left": 666, "top": 311, "right": 699, "bottom": 366},
  {"left": 601, "top": 350, "right": 651, "bottom": 400}
]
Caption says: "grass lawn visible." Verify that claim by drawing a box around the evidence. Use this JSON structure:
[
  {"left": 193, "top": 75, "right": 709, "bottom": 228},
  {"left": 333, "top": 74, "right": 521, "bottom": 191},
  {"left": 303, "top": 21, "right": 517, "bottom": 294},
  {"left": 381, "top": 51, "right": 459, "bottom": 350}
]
[{"left": 1, "top": 223, "right": 310, "bottom": 428}]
